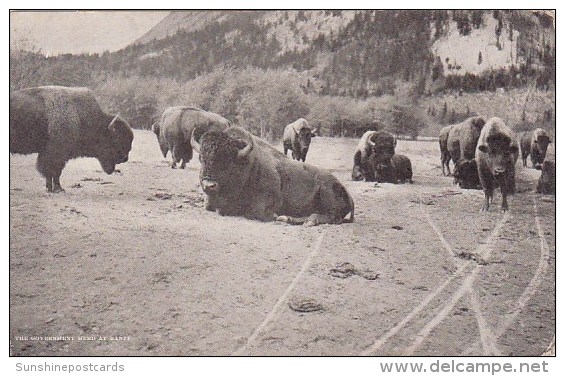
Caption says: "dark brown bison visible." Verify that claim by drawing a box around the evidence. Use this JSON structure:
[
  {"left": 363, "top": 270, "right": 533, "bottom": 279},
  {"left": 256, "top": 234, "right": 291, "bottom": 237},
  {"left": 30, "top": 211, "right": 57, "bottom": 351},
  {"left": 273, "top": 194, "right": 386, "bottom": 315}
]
[
  {"left": 536, "top": 160, "right": 555, "bottom": 195},
  {"left": 439, "top": 124, "right": 454, "bottom": 176},
  {"left": 283, "top": 118, "right": 316, "bottom": 162},
  {"left": 352, "top": 131, "right": 377, "bottom": 181},
  {"left": 520, "top": 128, "right": 551, "bottom": 168},
  {"left": 447, "top": 116, "right": 486, "bottom": 184},
  {"left": 191, "top": 126, "right": 354, "bottom": 226},
  {"left": 153, "top": 107, "right": 230, "bottom": 169},
  {"left": 476, "top": 117, "right": 519, "bottom": 211},
  {"left": 452, "top": 159, "right": 481, "bottom": 189},
  {"left": 354, "top": 130, "right": 396, "bottom": 182},
  {"left": 9, "top": 86, "right": 134, "bottom": 192},
  {"left": 372, "top": 154, "right": 413, "bottom": 184}
]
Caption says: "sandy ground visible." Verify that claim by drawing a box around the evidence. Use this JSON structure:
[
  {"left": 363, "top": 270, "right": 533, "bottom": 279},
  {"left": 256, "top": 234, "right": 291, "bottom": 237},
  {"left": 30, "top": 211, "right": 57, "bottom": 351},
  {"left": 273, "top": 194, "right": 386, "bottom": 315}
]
[{"left": 9, "top": 131, "right": 555, "bottom": 356}]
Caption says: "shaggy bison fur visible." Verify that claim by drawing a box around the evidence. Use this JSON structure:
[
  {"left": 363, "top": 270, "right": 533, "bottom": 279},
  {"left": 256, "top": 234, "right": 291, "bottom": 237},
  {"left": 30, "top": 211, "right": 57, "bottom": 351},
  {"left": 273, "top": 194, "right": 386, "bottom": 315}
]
[
  {"left": 153, "top": 107, "right": 230, "bottom": 169},
  {"left": 192, "top": 127, "right": 354, "bottom": 226},
  {"left": 10, "top": 86, "right": 134, "bottom": 192}
]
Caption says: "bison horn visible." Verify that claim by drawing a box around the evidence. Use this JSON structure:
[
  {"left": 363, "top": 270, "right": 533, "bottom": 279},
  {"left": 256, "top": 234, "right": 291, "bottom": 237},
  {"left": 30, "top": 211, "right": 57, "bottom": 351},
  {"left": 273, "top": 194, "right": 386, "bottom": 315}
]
[
  {"left": 108, "top": 114, "right": 120, "bottom": 130},
  {"left": 237, "top": 135, "right": 254, "bottom": 159},
  {"left": 368, "top": 138, "right": 375, "bottom": 147},
  {"left": 190, "top": 129, "right": 201, "bottom": 154}
]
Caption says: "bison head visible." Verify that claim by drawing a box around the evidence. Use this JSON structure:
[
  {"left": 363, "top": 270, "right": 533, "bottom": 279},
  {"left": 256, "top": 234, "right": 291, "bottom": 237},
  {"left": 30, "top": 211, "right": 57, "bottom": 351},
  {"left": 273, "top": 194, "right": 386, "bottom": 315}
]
[
  {"left": 351, "top": 164, "right": 364, "bottom": 181},
  {"left": 478, "top": 134, "right": 518, "bottom": 179},
  {"left": 295, "top": 126, "right": 316, "bottom": 155},
  {"left": 368, "top": 131, "right": 396, "bottom": 167},
  {"left": 453, "top": 159, "right": 481, "bottom": 189},
  {"left": 192, "top": 129, "right": 253, "bottom": 197},
  {"left": 470, "top": 116, "right": 486, "bottom": 130},
  {"left": 151, "top": 121, "right": 168, "bottom": 158},
  {"left": 98, "top": 115, "right": 134, "bottom": 174}
]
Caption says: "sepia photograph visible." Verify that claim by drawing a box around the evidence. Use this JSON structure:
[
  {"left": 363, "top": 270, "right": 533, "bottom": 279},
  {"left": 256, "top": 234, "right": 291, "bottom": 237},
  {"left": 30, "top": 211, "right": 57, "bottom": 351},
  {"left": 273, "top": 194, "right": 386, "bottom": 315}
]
[{"left": 9, "top": 8, "right": 555, "bottom": 359}]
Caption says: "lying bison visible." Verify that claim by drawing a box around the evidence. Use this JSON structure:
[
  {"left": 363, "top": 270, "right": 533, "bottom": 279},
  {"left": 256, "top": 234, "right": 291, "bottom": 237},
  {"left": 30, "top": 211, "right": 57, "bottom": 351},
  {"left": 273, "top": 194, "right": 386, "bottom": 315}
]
[
  {"left": 283, "top": 118, "right": 317, "bottom": 162},
  {"left": 536, "top": 160, "right": 555, "bottom": 195},
  {"left": 153, "top": 107, "right": 230, "bottom": 169},
  {"left": 476, "top": 117, "right": 519, "bottom": 211},
  {"left": 520, "top": 128, "right": 551, "bottom": 168},
  {"left": 369, "top": 154, "right": 413, "bottom": 184},
  {"left": 372, "top": 154, "right": 413, "bottom": 184},
  {"left": 439, "top": 124, "right": 454, "bottom": 176},
  {"left": 352, "top": 131, "right": 378, "bottom": 181},
  {"left": 353, "top": 130, "right": 396, "bottom": 182},
  {"left": 191, "top": 127, "right": 354, "bottom": 226},
  {"left": 10, "top": 86, "right": 134, "bottom": 192}
]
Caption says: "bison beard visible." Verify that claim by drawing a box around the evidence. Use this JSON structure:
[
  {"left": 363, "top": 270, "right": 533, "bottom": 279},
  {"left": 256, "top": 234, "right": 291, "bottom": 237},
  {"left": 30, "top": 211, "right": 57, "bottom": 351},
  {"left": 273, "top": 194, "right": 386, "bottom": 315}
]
[
  {"left": 195, "top": 128, "right": 354, "bottom": 226},
  {"left": 10, "top": 86, "right": 134, "bottom": 192}
]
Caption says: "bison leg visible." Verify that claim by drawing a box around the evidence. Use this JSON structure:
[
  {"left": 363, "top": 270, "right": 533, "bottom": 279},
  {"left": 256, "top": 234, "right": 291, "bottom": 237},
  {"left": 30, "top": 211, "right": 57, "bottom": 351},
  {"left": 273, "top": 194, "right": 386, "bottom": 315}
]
[
  {"left": 441, "top": 153, "right": 451, "bottom": 176},
  {"left": 481, "top": 189, "right": 493, "bottom": 211},
  {"left": 181, "top": 146, "right": 192, "bottom": 169},
  {"left": 52, "top": 173, "right": 65, "bottom": 193},
  {"left": 171, "top": 145, "right": 183, "bottom": 169},
  {"left": 45, "top": 176, "right": 53, "bottom": 192},
  {"left": 37, "top": 153, "right": 65, "bottom": 193},
  {"left": 277, "top": 214, "right": 341, "bottom": 226}
]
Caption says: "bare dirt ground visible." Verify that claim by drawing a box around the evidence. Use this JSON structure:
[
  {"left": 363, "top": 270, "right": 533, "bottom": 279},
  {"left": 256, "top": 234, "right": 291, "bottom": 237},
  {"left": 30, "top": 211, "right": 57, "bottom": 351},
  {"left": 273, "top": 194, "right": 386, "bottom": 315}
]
[{"left": 10, "top": 131, "right": 555, "bottom": 356}]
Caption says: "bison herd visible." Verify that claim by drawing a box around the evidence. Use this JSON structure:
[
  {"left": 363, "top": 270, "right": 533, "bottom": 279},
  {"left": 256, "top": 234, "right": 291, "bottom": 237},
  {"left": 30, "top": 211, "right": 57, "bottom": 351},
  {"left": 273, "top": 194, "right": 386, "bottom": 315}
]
[{"left": 10, "top": 85, "right": 554, "bottom": 225}]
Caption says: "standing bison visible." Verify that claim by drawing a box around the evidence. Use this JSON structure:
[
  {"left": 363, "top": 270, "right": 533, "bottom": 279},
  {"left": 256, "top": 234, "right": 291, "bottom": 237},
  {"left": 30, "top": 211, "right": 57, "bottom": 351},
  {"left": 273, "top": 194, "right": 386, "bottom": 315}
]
[
  {"left": 283, "top": 118, "right": 316, "bottom": 162},
  {"left": 447, "top": 116, "right": 486, "bottom": 186},
  {"left": 372, "top": 154, "right": 413, "bottom": 184},
  {"left": 9, "top": 86, "right": 134, "bottom": 192},
  {"left": 191, "top": 127, "right": 354, "bottom": 226},
  {"left": 536, "top": 160, "right": 555, "bottom": 195},
  {"left": 153, "top": 107, "right": 230, "bottom": 169},
  {"left": 520, "top": 128, "right": 551, "bottom": 168},
  {"left": 439, "top": 124, "right": 454, "bottom": 176},
  {"left": 476, "top": 117, "right": 519, "bottom": 212}
]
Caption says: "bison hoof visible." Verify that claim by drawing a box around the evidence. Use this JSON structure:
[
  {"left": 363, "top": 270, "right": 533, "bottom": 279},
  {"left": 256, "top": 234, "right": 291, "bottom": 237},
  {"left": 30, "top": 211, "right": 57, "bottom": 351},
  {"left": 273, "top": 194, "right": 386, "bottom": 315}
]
[
  {"left": 303, "top": 220, "right": 317, "bottom": 227},
  {"left": 51, "top": 187, "right": 65, "bottom": 194},
  {"left": 481, "top": 205, "right": 489, "bottom": 212},
  {"left": 501, "top": 204, "right": 509, "bottom": 212},
  {"left": 276, "top": 215, "right": 290, "bottom": 223}
]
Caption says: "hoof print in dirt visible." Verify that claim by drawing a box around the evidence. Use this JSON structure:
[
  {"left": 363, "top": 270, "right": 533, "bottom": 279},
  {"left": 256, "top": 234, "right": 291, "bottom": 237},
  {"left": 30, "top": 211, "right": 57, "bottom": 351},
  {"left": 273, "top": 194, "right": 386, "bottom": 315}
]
[
  {"left": 71, "top": 183, "right": 82, "bottom": 188},
  {"left": 410, "top": 198, "right": 435, "bottom": 206},
  {"left": 456, "top": 251, "right": 488, "bottom": 265},
  {"left": 329, "top": 262, "right": 357, "bottom": 278},
  {"left": 329, "top": 262, "right": 379, "bottom": 280},
  {"left": 288, "top": 297, "right": 324, "bottom": 313},
  {"left": 149, "top": 192, "right": 173, "bottom": 200},
  {"left": 82, "top": 177, "right": 102, "bottom": 182},
  {"left": 391, "top": 225, "right": 403, "bottom": 230}
]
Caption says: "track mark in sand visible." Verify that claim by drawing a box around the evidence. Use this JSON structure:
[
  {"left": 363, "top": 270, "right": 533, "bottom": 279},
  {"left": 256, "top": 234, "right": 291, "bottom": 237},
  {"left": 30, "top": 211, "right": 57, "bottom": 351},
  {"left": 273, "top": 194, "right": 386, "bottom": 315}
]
[
  {"left": 403, "top": 211, "right": 510, "bottom": 355},
  {"left": 421, "top": 209, "right": 501, "bottom": 355},
  {"left": 360, "top": 211, "right": 510, "bottom": 356},
  {"left": 462, "top": 198, "right": 551, "bottom": 355},
  {"left": 232, "top": 230, "right": 326, "bottom": 356}
]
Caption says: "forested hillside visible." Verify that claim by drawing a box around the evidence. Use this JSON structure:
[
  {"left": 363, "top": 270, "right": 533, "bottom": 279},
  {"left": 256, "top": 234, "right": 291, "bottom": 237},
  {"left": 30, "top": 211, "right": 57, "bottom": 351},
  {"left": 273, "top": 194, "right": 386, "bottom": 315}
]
[{"left": 10, "top": 10, "right": 555, "bottom": 138}]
